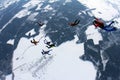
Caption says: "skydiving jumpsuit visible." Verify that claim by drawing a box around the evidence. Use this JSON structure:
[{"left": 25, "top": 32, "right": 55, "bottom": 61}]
[
  {"left": 102, "top": 21, "right": 117, "bottom": 31},
  {"left": 93, "top": 19, "right": 117, "bottom": 32}
]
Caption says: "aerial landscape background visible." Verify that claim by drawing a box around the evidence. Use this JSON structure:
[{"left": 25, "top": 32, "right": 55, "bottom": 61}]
[{"left": 0, "top": 0, "right": 120, "bottom": 80}]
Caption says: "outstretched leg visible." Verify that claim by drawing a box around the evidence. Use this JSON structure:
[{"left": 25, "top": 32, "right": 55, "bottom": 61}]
[
  {"left": 74, "top": 19, "right": 80, "bottom": 24},
  {"left": 103, "top": 27, "right": 117, "bottom": 32},
  {"left": 47, "top": 50, "right": 52, "bottom": 55},
  {"left": 76, "top": 20, "right": 80, "bottom": 24},
  {"left": 74, "top": 19, "right": 78, "bottom": 24},
  {"left": 105, "top": 21, "right": 115, "bottom": 28}
]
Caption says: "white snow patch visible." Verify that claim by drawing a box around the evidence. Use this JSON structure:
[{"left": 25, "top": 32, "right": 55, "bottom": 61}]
[
  {"left": 14, "top": 72, "right": 35, "bottom": 80},
  {"left": 22, "top": 0, "right": 41, "bottom": 9},
  {"left": 7, "top": 39, "right": 15, "bottom": 45},
  {"left": 5, "top": 74, "right": 12, "bottom": 80},
  {"left": 43, "top": 5, "right": 54, "bottom": 12},
  {"left": 25, "top": 29, "right": 36, "bottom": 36},
  {"left": 48, "top": 0, "right": 59, "bottom": 3},
  {"left": 35, "top": 3, "right": 43, "bottom": 11},
  {"left": 86, "top": 25, "right": 103, "bottom": 45},
  {"left": 15, "top": 9, "right": 31, "bottom": 18},
  {"left": 100, "top": 50, "right": 109, "bottom": 71},
  {"left": 27, "top": 12, "right": 39, "bottom": 21},
  {"left": 105, "top": 0, "right": 120, "bottom": 13},
  {"left": 77, "top": 0, "right": 119, "bottom": 21},
  {"left": 113, "top": 18, "right": 120, "bottom": 29},
  {"left": 63, "top": 0, "right": 72, "bottom": 5}
]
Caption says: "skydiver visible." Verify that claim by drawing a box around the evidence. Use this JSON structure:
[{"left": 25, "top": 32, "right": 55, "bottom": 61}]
[
  {"left": 93, "top": 17, "right": 117, "bottom": 32},
  {"left": 44, "top": 39, "right": 55, "bottom": 48},
  {"left": 46, "top": 44, "right": 55, "bottom": 48},
  {"left": 30, "top": 39, "right": 39, "bottom": 45},
  {"left": 37, "top": 21, "right": 44, "bottom": 27},
  {"left": 68, "top": 19, "right": 80, "bottom": 27},
  {"left": 93, "top": 17, "right": 104, "bottom": 28},
  {"left": 28, "top": 33, "right": 31, "bottom": 36},
  {"left": 41, "top": 49, "right": 52, "bottom": 55}
]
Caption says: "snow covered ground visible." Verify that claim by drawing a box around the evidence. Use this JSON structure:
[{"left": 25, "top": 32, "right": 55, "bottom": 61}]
[
  {"left": 12, "top": 29, "right": 96, "bottom": 80},
  {"left": 85, "top": 25, "right": 103, "bottom": 45}
]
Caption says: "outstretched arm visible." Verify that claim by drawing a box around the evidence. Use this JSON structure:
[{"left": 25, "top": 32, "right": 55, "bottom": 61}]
[{"left": 74, "top": 19, "right": 78, "bottom": 24}]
